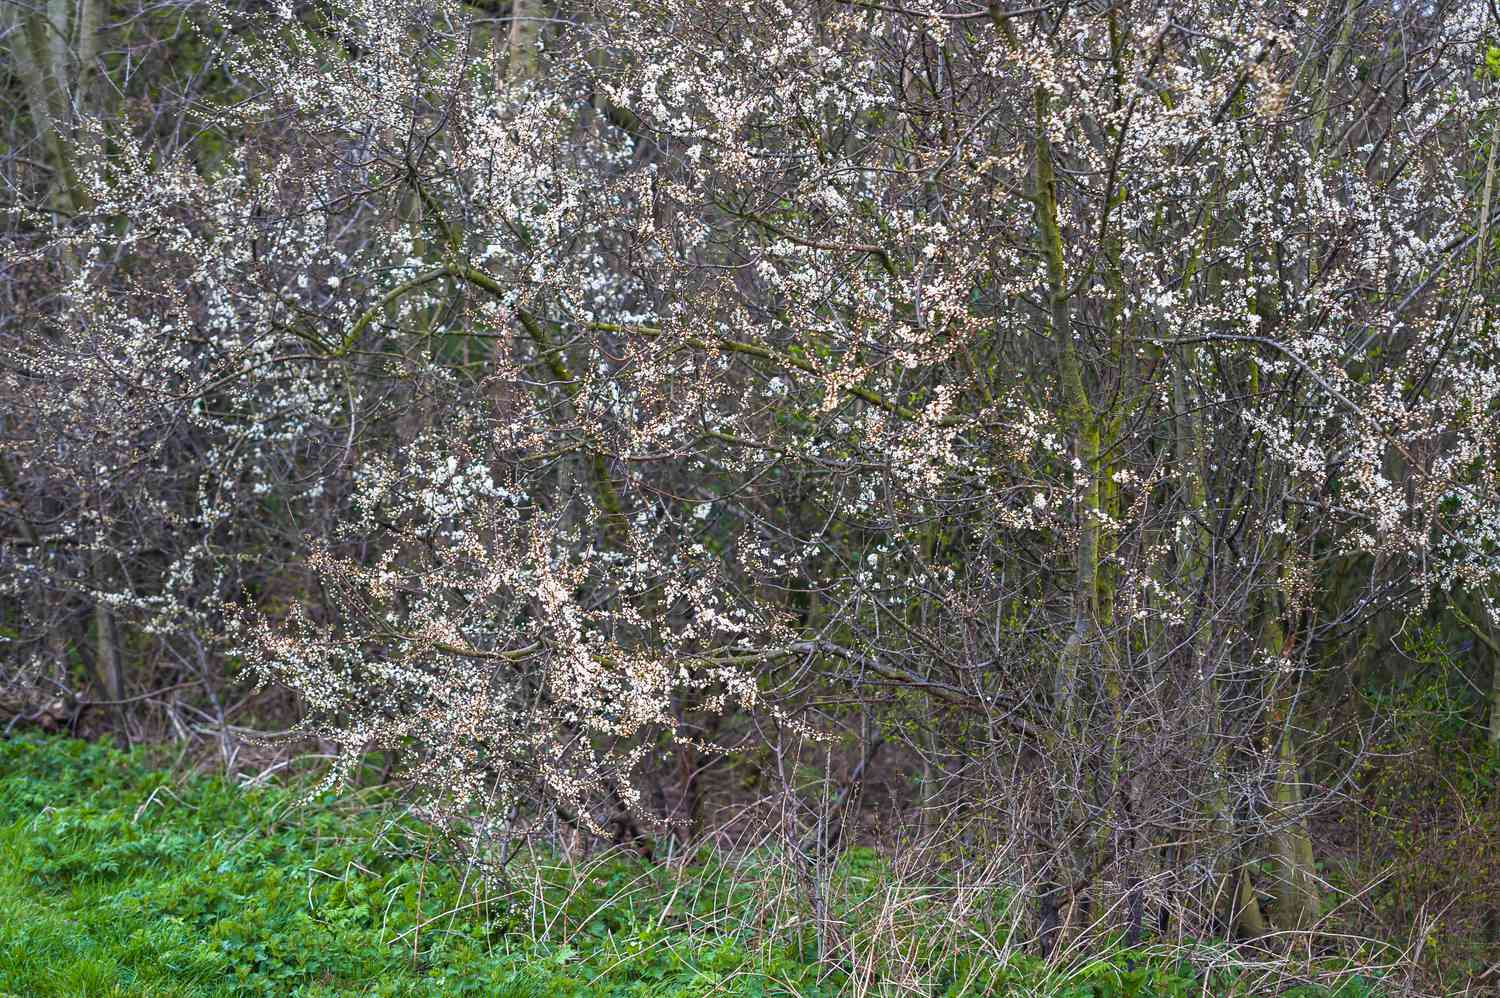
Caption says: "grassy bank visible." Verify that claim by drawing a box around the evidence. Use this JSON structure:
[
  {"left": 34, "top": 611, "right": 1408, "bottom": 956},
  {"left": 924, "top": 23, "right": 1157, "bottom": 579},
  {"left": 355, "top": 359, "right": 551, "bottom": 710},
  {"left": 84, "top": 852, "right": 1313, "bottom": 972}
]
[{"left": 0, "top": 735, "right": 1380, "bottom": 996}]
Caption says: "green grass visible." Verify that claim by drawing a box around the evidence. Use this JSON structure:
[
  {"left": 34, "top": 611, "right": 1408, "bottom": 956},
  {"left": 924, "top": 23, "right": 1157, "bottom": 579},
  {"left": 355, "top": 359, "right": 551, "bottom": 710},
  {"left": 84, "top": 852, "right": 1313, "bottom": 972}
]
[{"left": 0, "top": 735, "right": 1384, "bottom": 996}]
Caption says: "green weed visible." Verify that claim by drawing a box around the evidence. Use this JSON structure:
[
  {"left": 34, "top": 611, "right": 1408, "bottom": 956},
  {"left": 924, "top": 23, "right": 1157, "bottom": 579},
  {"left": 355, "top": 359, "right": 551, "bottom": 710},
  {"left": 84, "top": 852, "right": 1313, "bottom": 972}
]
[{"left": 0, "top": 736, "right": 1383, "bottom": 997}]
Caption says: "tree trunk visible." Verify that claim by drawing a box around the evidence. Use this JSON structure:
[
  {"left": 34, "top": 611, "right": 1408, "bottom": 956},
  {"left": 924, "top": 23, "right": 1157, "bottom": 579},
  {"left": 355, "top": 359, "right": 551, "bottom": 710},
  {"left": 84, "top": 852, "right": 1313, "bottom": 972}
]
[{"left": 508, "top": 0, "right": 542, "bottom": 84}]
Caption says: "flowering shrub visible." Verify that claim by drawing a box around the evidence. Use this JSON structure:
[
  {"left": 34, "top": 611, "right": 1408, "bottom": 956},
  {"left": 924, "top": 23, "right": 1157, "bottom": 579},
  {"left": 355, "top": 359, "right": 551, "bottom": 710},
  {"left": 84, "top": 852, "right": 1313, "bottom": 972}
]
[{"left": 5, "top": 0, "right": 1500, "bottom": 957}]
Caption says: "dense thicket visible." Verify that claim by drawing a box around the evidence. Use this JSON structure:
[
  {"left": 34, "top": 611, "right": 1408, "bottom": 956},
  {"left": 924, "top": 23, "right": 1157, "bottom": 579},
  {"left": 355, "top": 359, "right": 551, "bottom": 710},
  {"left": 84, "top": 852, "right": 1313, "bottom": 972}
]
[{"left": 4, "top": 0, "right": 1500, "bottom": 987}]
